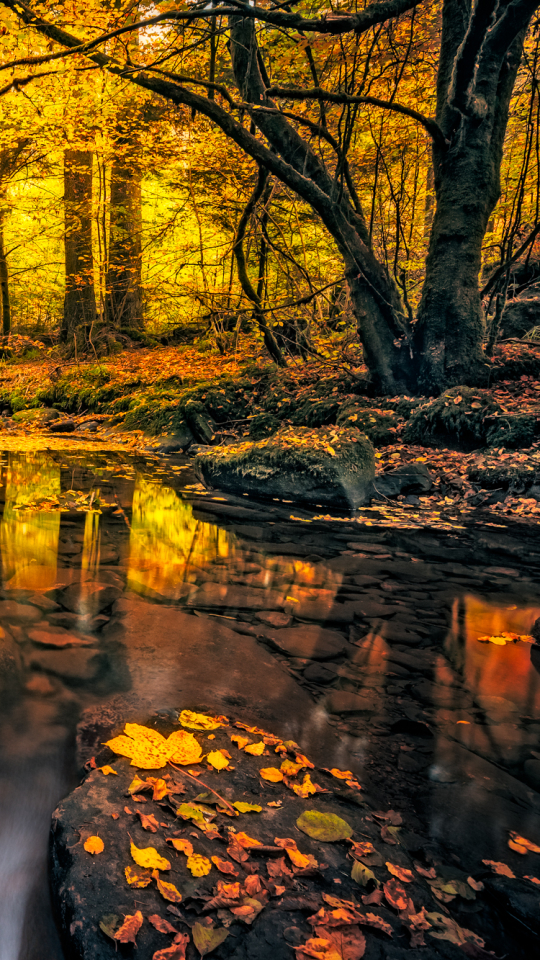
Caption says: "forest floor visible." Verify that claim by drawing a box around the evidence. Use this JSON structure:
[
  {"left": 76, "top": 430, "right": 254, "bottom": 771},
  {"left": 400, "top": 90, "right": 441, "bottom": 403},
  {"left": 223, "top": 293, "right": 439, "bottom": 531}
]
[{"left": 2, "top": 337, "right": 540, "bottom": 524}]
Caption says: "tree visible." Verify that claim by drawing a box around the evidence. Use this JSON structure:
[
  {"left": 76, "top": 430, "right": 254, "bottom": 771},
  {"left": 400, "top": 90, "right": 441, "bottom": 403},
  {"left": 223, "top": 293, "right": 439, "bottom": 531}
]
[
  {"left": 63, "top": 147, "right": 97, "bottom": 349},
  {"left": 0, "top": 140, "right": 33, "bottom": 333},
  {"left": 2, "top": 0, "right": 540, "bottom": 393}
]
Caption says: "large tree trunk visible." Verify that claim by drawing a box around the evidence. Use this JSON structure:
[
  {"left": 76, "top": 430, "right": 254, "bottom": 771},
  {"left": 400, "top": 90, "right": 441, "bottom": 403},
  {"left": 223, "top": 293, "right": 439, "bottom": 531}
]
[
  {"left": 105, "top": 148, "right": 143, "bottom": 333},
  {"left": 62, "top": 149, "right": 97, "bottom": 349},
  {"left": 0, "top": 212, "right": 10, "bottom": 334},
  {"left": 415, "top": 6, "right": 528, "bottom": 392}
]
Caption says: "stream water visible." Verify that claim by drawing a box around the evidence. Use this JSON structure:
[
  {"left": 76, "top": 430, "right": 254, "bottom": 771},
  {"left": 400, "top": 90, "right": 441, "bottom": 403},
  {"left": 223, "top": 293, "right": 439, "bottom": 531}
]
[{"left": 0, "top": 449, "right": 539, "bottom": 960}]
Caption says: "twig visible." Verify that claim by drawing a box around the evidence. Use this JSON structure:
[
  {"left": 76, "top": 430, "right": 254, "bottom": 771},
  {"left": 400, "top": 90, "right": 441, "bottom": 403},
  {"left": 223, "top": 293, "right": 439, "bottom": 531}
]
[{"left": 167, "top": 761, "right": 236, "bottom": 815}]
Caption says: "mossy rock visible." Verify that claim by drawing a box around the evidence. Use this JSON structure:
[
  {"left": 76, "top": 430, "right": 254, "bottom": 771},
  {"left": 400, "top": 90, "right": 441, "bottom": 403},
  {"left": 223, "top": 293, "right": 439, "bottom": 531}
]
[
  {"left": 194, "top": 425, "right": 375, "bottom": 509},
  {"left": 403, "top": 387, "right": 502, "bottom": 449},
  {"left": 336, "top": 403, "right": 399, "bottom": 446},
  {"left": 485, "top": 413, "right": 538, "bottom": 449},
  {"left": 248, "top": 413, "right": 281, "bottom": 440},
  {"left": 12, "top": 407, "right": 60, "bottom": 423},
  {"left": 290, "top": 397, "right": 340, "bottom": 427}
]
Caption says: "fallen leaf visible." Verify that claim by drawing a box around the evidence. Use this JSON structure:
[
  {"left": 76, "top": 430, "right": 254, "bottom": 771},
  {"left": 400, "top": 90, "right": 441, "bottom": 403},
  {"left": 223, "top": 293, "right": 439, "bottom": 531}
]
[
  {"left": 131, "top": 841, "right": 171, "bottom": 871},
  {"left": 297, "top": 810, "right": 353, "bottom": 842},
  {"left": 106, "top": 724, "right": 171, "bottom": 769},
  {"left": 244, "top": 874, "right": 263, "bottom": 896},
  {"left": 152, "top": 870, "right": 183, "bottom": 903},
  {"left": 148, "top": 914, "right": 180, "bottom": 934},
  {"left": 111, "top": 812, "right": 119, "bottom": 820},
  {"left": 467, "top": 877, "right": 484, "bottom": 891},
  {"left": 231, "top": 734, "right": 250, "bottom": 749},
  {"left": 524, "top": 875, "right": 540, "bottom": 884},
  {"left": 152, "top": 934, "right": 189, "bottom": 960},
  {"left": 425, "top": 912, "right": 485, "bottom": 948},
  {"left": 217, "top": 880, "right": 241, "bottom": 898},
  {"left": 260, "top": 767, "right": 283, "bottom": 782},
  {"left": 386, "top": 862, "right": 414, "bottom": 883},
  {"left": 482, "top": 860, "right": 515, "bottom": 878},
  {"left": 230, "top": 897, "right": 265, "bottom": 924},
  {"left": 127, "top": 774, "right": 150, "bottom": 795},
  {"left": 187, "top": 854, "right": 212, "bottom": 877},
  {"left": 179, "top": 710, "right": 222, "bottom": 730},
  {"left": 235, "top": 832, "right": 263, "bottom": 849},
  {"left": 414, "top": 862, "right": 436, "bottom": 879},
  {"left": 192, "top": 921, "right": 229, "bottom": 956},
  {"left": 138, "top": 811, "right": 160, "bottom": 832},
  {"left": 291, "top": 773, "right": 318, "bottom": 798},
  {"left": 233, "top": 802, "right": 262, "bottom": 813},
  {"left": 349, "top": 841, "right": 376, "bottom": 860},
  {"left": 360, "top": 890, "right": 384, "bottom": 906},
  {"left": 206, "top": 750, "right": 229, "bottom": 771},
  {"left": 509, "top": 831, "right": 540, "bottom": 854},
  {"left": 281, "top": 759, "right": 304, "bottom": 776},
  {"left": 152, "top": 778, "right": 169, "bottom": 801},
  {"left": 99, "top": 914, "right": 121, "bottom": 940},
  {"left": 99, "top": 765, "right": 118, "bottom": 776},
  {"left": 84, "top": 836, "right": 104, "bottom": 855},
  {"left": 125, "top": 864, "right": 153, "bottom": 887},
  {"left": 267, "top": 857, "right": 292, "bottom": 879},
  {"left": 167, "top": 729, "right": 203, "bottom": 765},
  {"left": 114, "top": 910, "right": 143, "bottom": 945},
  {"left": 211, "top": 856, "right": 239, "bottom": 876},
  {"left": 167, "top": 837, "right": 193, "bottom": 856},
  {"left": 267, "top": 801, "right": 282, "bottom": 808},
  {"left": 358, "top": 912, "right": 393, "bottom": 936},
  {"left": 244, "top": 742, "right": 265, "bottom": 756},
  {"left": 275, "top": 836, "right": 311, "bottom": 869},
  {"left": 324, "top": 769, "right": 354, "bottom": 780},
  {"left": 384, "top": 878, "right": 409, "bottom": 911},
  {"left": 380, "top": 825, "right": 400, "bottom": 845},
  {"left": 295, "top": 753, "right": 315, "bottom": 769},
  {"left": 295, "top": 936, "right": 342, "bottom": 960},
  {"left": 227, "top": 836, "right": 250, "bottom": 863},
  {"left": 351, "top": 862, "right": 376, "bottom": 888}
]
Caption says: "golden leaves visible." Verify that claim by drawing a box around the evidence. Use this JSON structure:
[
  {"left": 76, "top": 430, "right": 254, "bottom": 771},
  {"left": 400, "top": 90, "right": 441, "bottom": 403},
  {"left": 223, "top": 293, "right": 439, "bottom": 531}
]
[
  {"left": 383, "top": 878, "right": 409, "bottom": 911},
  {"left": 231, "top": 734, "right": 250, "bottom": 749},
  {"left": 99, "top": 765, "right": 118, "bottom": 776},
  {"left": 260, "top": 767, "right": 283, "bottom": 782},
  {"left": 477, "top": 632, "right": 533, "bottom": 645},
  {"left": 232, "top": 801, "right": 262, "bottom": 813},
  {"left": 207, "top": 750, "right": 229, "bottom": 771},
  {"left": 125, "top": 864, "right": 153, "bottom": 887},
  {"left": 211, "top": 855, "right": 239, "bottom": 876},
  {"left": 244, "top": 742, "right": 265, "bottom": 756},
  {"left": 187, "top": 853, "right": 212, "bottom": 877},
  {"left": 291, "top": 773, "right": 317, "bottom": 798},
  {"left": 138, "top": 811, "right": 160, "bottom": 832},
  {"left": 167, "top": 837, "right": 193, "bottom": 856},
  {"left": 508, "top": 831, "right": 540, "bottom": 854},
  {"left": 106, "top": 724, "right": 202, "bottom": 769},
  {"left": 296, "top": 811, "right": 353, "bottom": 842},
  {"left": 84, "top": 836, "right": 104, "bottom": 854},
  {"left": 152, "top": 870, "right": 183, "bottom": 903},
  {"left": 130, "top": 841, "right": 171, "bottom": 871},
  {"left": 179, "top": 710, "right": 223, "bottom": 730},
  {"left": 275, "top": 837, "right": 311, "bottom": 869},
  {"left": 191, "top": 922, "right": 229, "bottom": 956}
]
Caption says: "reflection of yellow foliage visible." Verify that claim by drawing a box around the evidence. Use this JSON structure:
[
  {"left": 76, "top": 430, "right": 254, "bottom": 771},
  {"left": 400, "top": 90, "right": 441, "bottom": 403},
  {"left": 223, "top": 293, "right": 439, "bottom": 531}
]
[
  {"left": 0, "top": 453, "right": 60, "bottom": 589},
  {"left": 81, "top": 510, "right": 100, "bottom": 575},
  {"left": 127, "top": 477, "right": 233, "bottom": 598}
]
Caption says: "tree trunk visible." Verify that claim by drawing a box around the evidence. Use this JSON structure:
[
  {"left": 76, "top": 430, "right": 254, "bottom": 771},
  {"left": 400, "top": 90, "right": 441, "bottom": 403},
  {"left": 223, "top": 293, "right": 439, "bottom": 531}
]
[
  {"left": 62, "top": 149, "right": 97, "bottom": 349},
  {"left": 105, "top": 141, "right": 143, "bottom": 333},
  {"left": 0, "top": 213, "right": 10, "bottom": 335}
]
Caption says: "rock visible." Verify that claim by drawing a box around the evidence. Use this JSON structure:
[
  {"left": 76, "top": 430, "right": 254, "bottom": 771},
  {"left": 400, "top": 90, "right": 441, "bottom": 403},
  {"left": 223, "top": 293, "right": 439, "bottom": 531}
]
[
  {"left": 390, "top": 717, "right": 433, "bottom": 737},
  {"left": 81, "top": 421, "right": 99, "bottom": 432},
  {"left": 378, "top": 623, "right": 423, "bottom": 645},
  {"left": 12, "top": 407, "right": 60, "bottom": 423},
  {"left": 59, "top": 582, "right": 122, "bottom": 616},
  {"left": 188, "top": 582, "right": 283, "bottom": 611},
  {"left": 148, "top": 422, "right": 195, "bottom": 453},
  {"left": 27, "top": 648, "right": 103, "bottom": 682},
  {"left": 0, "top": 630, "right": 22, "bottom": 702},
  {"left": 0, "top": 601, "right": 41, "bottom": 622},
  {"left": 26, "top": 628, "right": 94, "bottom": 648},
  {"left": 184, "top": 401, "right": 216, "bottom": 444},
  {"left": 25, "top": 673, "right": 58, "bottom": 696},
  {"left": 523, "top": 758, "right": 540, "bottom": 791},
  {"left": 500, "top": 297, "right": 540, "bottom": 339},
  {"left": 266, "top": 626, "right": 348, "bottom": 660},
  {"left": 411, "top": 680, "right": 471, "bottom": 709},
  {"left": 303, "top": 662, "right": 338, "bottom": 684},
  {"left": 49, "top": 419, "right": 76, "bottom": 433},
  {"left": 256, "top": 610, "right": 292, "bottom": 628},
  {"left": 292, "top": 601, "right": 357, "bottom": 623},
  {"left": 371, "top": 463, "right": 433, "bottom": 498},
  {"left": 27, "top": 594, "right": 62, "bottom": 613},
  {"left": 194, "top": 426, "right": 375, "bottom": 509},
  {"left": 325, "top": 690, "right": 378, "bottom": 715},
  {"left": 484, "top": 875, "right": 540, "bottom": 943}
]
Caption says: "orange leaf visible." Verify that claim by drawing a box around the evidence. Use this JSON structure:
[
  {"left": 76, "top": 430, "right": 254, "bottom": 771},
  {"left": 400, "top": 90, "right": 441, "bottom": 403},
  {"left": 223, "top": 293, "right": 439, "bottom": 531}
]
[
  {"left": 84, "top": 836, "right": 104, "bottom": 855},
  {"left": 509, "top": 831, "right": 540, "bottom": 854},
  {"left": 114, "top": 910, "right": 143, "bottom": 945},
  {"left": 231, "top": 734, "right": 250, "bottom": 750},
  {"left": 235, "top": 832, "right": 262, "bottom": 849},
  {"left": 383, "top": 878, "right": 409, "bottom": 911},
  {"left": 152, "top": 934, "right": 189, "bottom": 960},
  {"left": 148, "top": 915, "right": 179, "bottom": 934},
  {"left": 152, "top": 778, "right": 169, "bottom": 801},
  {"left": 152, "top": 870, "right": 183, "bottom": 903},
  {"left": 386, "top": 862, "right": 414, "bottom": 883},
  {"left": 482, "top": 860, "right": 515, "bottom": 878},
  {"left": 227, "top": 836, "right": 250, "bottom": 863},
  {"left": 260, "top": 767, "right": 283, "bottom": 782},
  {"left": 99, "top": 765, "right": 118, "bottom": 776},
  {"left": 138, "top": 811, "right": 160, "bottom": 833},
  {"left": 125, "top": 865, "right": 153, "bottom": 887},
  {"left": 275, "top": 836, "right": 311, "bottom": 869},
  {"left": 349, "top": 841, "right": 376, "bottom": 860},
  {"left": 244, "top": 742, "right": 265, "bottom": 756},
  {"left": 211, "top": 855, "right": 239, "bottom": 876},
  {"left": 167, "top": 837, "right": 193, "bottom": 856}
]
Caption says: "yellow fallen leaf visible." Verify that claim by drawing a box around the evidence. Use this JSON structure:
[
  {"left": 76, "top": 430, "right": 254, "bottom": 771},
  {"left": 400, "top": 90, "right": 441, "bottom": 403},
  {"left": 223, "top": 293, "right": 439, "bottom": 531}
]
[
  {"left": 166, "top": 729, "right": 203, "bottom": 765},
  {"left": 281, "top": 759, "right": 304, "bottom": 777},
  {"left": 99, "top": 766, "right": 118, "bottom": 776},
  {"left": 231, "top": 734, "right": 250, "bottom": 750},
  {"left": 260, "top": 767, "right": 283, "bottom": 782},
  {"left": 179, "top": 710, "right": 222, "bottom": 730},
  {"left": 326, "top": 768, "right": 354, "bottom": 780},
  {"left": 186, "top": 853, "right": 212, "bottom": 877},
  {"left": 166, "top": 837, "right": 193, "bottom": 856},
  {"left": 152, "top": 778, "right": 168, "bottom": 801},
  {"left": 244, "top": 742, "right": 265, "bottom": 756},
  {"left": 275, "top": 837, "right": 311, "bottom": 869},
  {"left": 291, "top": 773, "right": 317, "bottom": 798},
  {"left": 207, "top": 750, "right": 229, "bottom": 771},
  {"left": 130, "top": 841, "right": 171, "bottom": 871},
  {"left": 125, "top": 864, "right": 153, "bottom": 887},
  {"left": 234, "top": 832, "right": 262, "bottom": 849},
  {"left": 152, "top": 869, "right": 183, "bottom": 903},
  {"left": 127, "top": 774, "right": 149, "bottom": 795},
  {"left": 84, "top": 836, "right": 104, "bottom": 855}
]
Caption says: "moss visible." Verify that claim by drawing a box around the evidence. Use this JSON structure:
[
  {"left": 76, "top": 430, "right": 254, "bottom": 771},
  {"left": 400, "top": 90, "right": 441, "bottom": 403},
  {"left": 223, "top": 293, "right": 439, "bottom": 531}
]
[
  {"left": 290, "top": 397, "right": 340, "bottom": 427},
  {"left": 485, "top": 414, "right": 537, "bottom": 449},
  {"left": 248, "top": 413, "right": 281, "bottom": 440},
  {"left": 336, "top": 403, "right": 400, "bottom": 445},
  {"left": 403, "top": 386, "right": 502, "bottom": 448}
]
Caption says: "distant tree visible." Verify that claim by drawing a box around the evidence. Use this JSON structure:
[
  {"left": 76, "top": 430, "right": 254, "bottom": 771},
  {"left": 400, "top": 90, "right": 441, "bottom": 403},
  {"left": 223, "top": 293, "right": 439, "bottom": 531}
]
[{"left": 62, "top": 148, "right": 97, "bottom": 350}]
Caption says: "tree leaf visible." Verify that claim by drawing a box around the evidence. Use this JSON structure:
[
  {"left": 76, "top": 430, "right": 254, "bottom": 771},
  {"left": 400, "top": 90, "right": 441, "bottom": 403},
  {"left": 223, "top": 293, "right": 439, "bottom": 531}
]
[
  {"left": 130, "top": 841, "right": 171, "bottom": 871},
  {"left": 152, "top": 935, "right": 189, "bottom": 960},
  {"left": 125, "top": 864, "right": 153, "bottom": 887},
  {"left": 179, "top": 710, "right": 222, "bottom": 730},
  {"left": 152, "top": 870, "right": 183, "bottom": 903},
  {"left": 383, "top": 878, "right": 409, "bottom": 911},
  {"left": 260, "top": 767, "right": 283, "bottom": 782},
  {"left": 114, "top": 910, "right": 143, "bottom": 944},
  {"left": 481, "top": 860, "right": 515, "bottom": 878},
  {"left": 192, "top": 922, "right": 229, "bottom": 956},
  {"left": 244, "top": 741, "right": 265, "bottom": 756},
  {"left": 138, "top": 811, "right": 160, "bottom": 832},
  {"left": 211, "top": 855, "right": 239, "bottom": 875},
  {"left": 99, "top": 765, "right": 118, "bottom": 775},
  {"left": 148, "top": 914, "right": 180, "bottom": 934},
  {"left": 207, "top": 750, "right": 229, "bottom": 770},
  {"left": 351, "top": 862, "right": 376, "bottom": 888},
  {"left": 99, "top": 914, "right": 121, "bottom": 940},
  {"left": 167, "top": 837, "right": 193, "bottom": 856},
  {"left": 386, "top": 862, "right": 414, "bottom": 883},
  {"left": 232, "top": 801, "right": 262, "bottom": 813},
  {"left": 166, "top": 730, "right": 203, "bottom": 765},
  {"left": 297, "top": 810, "right": 353, "bottom": 842},
  {"left": 84, "top": 836, "right": 104, "bottom": 854},
  {"left": 187, "top": 853, "right": 212, "bottom": 877}
]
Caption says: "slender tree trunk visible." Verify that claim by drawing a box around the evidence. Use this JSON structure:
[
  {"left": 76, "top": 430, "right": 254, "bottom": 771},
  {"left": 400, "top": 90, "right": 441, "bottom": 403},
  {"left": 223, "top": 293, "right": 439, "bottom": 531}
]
[
  {"left": 62, "top": 149, "right": 97, "bottom": 348},
  {"left": 105, "top": 146, "right": 143, "bottom": 332},
  {"left": 0, "top": 212, "right": 10, "bottom": 334}
]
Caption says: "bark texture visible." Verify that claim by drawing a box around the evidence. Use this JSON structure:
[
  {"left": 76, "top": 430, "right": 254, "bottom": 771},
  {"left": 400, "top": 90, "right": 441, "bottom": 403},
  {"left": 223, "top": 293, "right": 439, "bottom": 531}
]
[
  {"left": 0, "top": 213, "right": 10, "bottom": 334},
  {"left": 105, "top": 149, "right": 143, "bottom": 333},
  {"left": 63, "top": 149, "right": 97, "bottom": 349}
]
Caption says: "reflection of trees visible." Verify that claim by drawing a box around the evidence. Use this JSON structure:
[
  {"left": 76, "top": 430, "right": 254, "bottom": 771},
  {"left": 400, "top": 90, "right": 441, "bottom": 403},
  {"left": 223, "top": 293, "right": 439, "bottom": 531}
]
[
  {"left": 0, "top": 453, "right": 60, "bottom": 589},
  {"left": 81, "top": 510, "right": 100, "bottom": 577},
  {"left": 127, "top": 478, "right": 234, "bottom": 599}
]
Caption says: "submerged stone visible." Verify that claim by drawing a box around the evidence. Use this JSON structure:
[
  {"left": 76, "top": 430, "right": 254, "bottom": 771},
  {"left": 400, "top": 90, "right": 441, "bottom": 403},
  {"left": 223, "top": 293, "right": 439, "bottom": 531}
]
[
  {"left": 194, "top": 425, "right": 375, "bottom": 508},
  {"left": 266, "top": 626, "right": 348, "bottom": 660}
]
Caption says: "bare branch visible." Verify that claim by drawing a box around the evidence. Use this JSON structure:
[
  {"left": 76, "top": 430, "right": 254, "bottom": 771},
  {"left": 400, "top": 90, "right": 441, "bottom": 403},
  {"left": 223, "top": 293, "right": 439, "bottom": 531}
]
[{"left": 265, "top": 85, "right": 446, "bottom": 147}]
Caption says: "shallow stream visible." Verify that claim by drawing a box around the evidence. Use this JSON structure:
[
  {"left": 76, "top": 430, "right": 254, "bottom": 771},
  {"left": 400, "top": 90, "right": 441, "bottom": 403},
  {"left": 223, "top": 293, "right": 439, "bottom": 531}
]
[{"left": 0, "top": 449, "right": 539, "bottom": 960}]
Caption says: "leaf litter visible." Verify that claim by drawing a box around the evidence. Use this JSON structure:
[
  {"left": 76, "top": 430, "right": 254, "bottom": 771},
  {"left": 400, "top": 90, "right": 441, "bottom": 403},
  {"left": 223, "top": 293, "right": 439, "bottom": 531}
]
[{"left": 76, "top": 712, "right": 511, "bottom": 958}]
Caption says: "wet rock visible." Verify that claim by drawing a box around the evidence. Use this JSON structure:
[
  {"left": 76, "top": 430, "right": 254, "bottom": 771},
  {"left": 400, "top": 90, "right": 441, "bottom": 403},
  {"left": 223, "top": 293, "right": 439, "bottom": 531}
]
[
  {"left": 59, "top": 582, "right": 122, "bottom": 616},
  {"left": 411, "top": 680, "right": 471, "bottom": 709},
  {"left": 49, "top": 419, "right": 76, "bottom": 433},
  {"left": 184, "top": 402, "right": 216, "bottom": 444},
  {"left": 27, "top": 648, "right": 103, "bottom": 682},
  {"left": 256, "top": 611, "right": 292, "bottom": 629},
  {"left": 378, "top": 623, "right": 424, "bottom": 645},
  {"left": 303, "top": 662, "right": 338, "bottom": 684},
  {"left": 0, "top": 629, "right": 22, "bottom": 703},
  {"left": 12, "top": 407, "right": 61, "bottom": 423},
  {"left": 0, "top": 600, "right": 41, "bottom": 622},
  {"left": 484, "top": 875, "right": 540, "bottom": 943},
  {"left": 371, "top": 463, "right": 433, "bottom": 498},
  {"left": 27, "top": 594, "right": 62, "bottom": 613},
  {"left": 26, "top": 628, "right": 95, "bottom": 649},
  {"left": 390, "top": 717, "right": 433, "bottom": 737},
  {"left": 325, "top": 690, "right": 379, "bottom": 715},
  {"left": 523, "top": 758, "right": 540, "bottom": 791},
  {"left": 58, "top": 540, "right": 82, "bottom": 557},
  {"left": 188, "top": 582, "right": 283, "bottom": 611},
  {"left": 194, "top": 426, "right": 375, "bottom": 509},
  {"left": 292, "top": 600, "right": 357, "bottom": 623},
  {"left": 266, "top": 626, "right": 348, "bottom": 660},
  {"left": 499, "top": 297, "right": 540, "bottom": 339}
]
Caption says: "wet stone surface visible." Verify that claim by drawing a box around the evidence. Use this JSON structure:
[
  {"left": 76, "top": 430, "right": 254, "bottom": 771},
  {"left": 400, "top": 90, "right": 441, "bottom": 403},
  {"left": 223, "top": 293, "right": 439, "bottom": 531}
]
[{"left": 0, "top": 449, "right": 538, "bottom": 959}]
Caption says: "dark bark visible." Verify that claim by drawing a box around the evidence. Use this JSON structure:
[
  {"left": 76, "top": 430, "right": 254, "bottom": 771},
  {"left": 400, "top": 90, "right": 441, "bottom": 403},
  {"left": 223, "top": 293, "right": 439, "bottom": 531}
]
[
  {"left": 105, "top": 149, "right": 143, "bottom": 333},
  {"left": 0, "top": 213, "right": 10, "bottom": 334},
  {"left": 63, "top": 149, "right": 97, "bottom": 348}
]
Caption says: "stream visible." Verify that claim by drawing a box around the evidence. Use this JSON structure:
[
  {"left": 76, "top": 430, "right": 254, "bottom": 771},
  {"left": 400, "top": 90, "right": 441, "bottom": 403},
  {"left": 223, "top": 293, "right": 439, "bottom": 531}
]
[{"left": 0, "top": 449, "right": 538, "bottom": 960}]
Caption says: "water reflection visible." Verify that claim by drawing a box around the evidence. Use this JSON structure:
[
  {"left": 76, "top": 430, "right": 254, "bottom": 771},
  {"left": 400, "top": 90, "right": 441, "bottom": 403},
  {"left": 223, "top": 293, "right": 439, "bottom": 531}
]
[{"left": 0, "top": 454, "right": 60, "bottom": 590}]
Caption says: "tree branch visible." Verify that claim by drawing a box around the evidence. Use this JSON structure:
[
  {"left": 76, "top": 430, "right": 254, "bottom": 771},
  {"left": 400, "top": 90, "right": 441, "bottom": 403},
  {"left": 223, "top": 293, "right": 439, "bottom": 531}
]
[
  {"left": 481, "top": 221, "right": 540, "bottom": 298},
  {"left": 265, "top": 85, "right": 446, "bottom": 147}
]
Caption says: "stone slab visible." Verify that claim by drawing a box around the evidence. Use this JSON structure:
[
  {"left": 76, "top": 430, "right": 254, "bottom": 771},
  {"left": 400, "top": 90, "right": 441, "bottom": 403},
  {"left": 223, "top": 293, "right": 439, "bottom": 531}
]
[
  {"left": 265, "top": 626, "right": 348, "bottom": 661},
  {"left": 27, "top": 648, "right": 103, "bottom": 682},
  {"left": 187, "top": 582, "right": 283, "bottom": 611}
]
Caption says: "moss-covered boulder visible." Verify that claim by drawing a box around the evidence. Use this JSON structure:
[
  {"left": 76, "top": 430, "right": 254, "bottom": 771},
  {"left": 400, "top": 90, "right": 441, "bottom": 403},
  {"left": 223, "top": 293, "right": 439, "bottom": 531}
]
[
  {"left": 336, "top": 403, "right": 399, "bottom": 445},
  {"left": 194, "top": 425, "right": 375, "bottom": 508}
]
